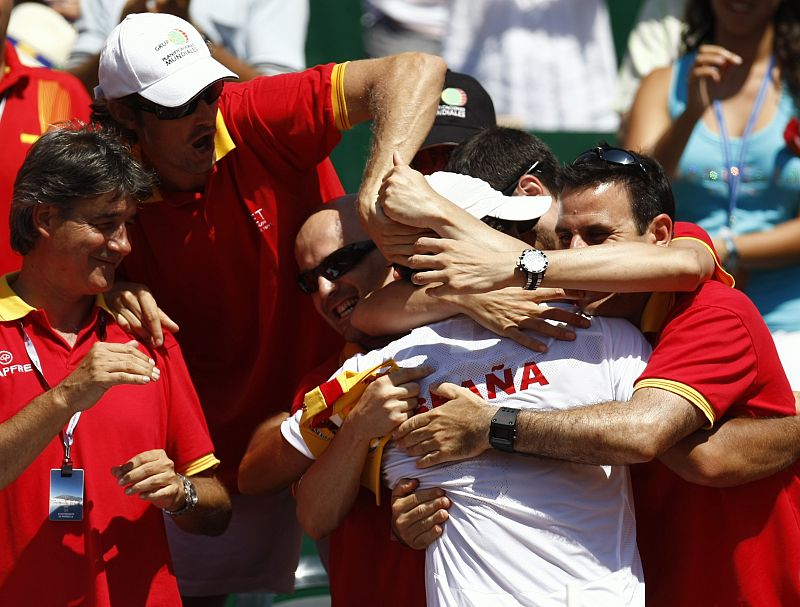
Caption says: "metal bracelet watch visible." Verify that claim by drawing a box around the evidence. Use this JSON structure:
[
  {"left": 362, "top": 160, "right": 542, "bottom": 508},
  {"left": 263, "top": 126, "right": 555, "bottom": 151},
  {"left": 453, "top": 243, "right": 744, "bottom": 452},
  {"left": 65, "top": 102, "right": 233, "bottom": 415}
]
[
  {"left": 516, "top": 248, "right": 549, "bottom": 291},
  {"left": 163, "top": 473, "right": 198, "bottom": 516},
  {"left": 489, "top": 407, "right": 519, "bottom": 453}
]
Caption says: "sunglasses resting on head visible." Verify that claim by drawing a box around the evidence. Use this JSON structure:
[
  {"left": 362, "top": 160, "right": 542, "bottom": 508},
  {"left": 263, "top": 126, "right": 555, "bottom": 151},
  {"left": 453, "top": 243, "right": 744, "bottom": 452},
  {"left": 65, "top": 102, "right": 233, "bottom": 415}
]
[{"left": 572, "top": 146, "right": 647, "bottom": 173}]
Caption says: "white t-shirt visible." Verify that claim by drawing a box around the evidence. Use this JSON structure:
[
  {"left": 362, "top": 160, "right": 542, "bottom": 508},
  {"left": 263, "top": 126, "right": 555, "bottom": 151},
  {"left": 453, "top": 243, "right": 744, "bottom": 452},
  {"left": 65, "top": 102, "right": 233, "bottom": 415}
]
[{"left": 283, "top": 314, "right": 651, "bottom": 606}]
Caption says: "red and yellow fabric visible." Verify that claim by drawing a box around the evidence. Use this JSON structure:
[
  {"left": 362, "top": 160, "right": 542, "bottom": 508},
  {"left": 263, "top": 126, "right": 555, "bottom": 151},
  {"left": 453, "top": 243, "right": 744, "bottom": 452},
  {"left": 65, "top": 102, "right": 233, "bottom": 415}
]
[
  {"left": 630, "top": 236, "right": 799, "bottom": 606},
  {"left": 0, "top": 274, "right": 217, "bottom": 606},
  {"left": 120, "top": 63, "right": 348, "bottom": 491},
  {"left": 301, "top": 358, "right": 398, "bottom": 504},
  {"left": 0, "top": 42, "right": 91, "bottom": 275}
]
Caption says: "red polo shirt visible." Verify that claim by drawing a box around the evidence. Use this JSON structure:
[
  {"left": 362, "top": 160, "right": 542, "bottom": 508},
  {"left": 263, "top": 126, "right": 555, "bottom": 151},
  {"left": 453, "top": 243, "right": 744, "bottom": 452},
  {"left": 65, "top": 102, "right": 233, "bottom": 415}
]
[
  {"left": 0, "top": 275, "right": 217, "bottom": 606},
  {"left": 631, "top": 225, "right": 799, "bottom": 606},
  {"left": 121, "top": 64, "right": 346, "bottom": 490},
  {"left": 0, "top": 41, "right": 91, "bottom": 274}
]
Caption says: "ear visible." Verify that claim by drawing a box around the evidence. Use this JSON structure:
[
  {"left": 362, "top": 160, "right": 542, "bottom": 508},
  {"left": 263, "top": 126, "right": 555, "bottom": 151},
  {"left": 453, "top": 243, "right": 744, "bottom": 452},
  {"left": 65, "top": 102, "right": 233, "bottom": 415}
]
[
  {"left": 648, "top": 213, "right": 673, "bottom": 246},
  {"left": 518, "top": 175, "right": 546, "bottom": 197},
  {"left": 32, "top": 204, "right": 61, "bottom": 240},
  {"left": 107, "top": 99, "right": 139, "bottom": 131}
]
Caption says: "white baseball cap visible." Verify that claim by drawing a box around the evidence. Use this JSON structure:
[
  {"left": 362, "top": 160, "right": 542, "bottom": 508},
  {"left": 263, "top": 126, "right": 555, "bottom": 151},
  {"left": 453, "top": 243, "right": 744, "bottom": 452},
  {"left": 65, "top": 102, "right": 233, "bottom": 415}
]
[
  {"left": 95, "top": 13, "right": 237, "bottom": 106},
  {"left": 425, "top": 171, "right": 551, "bottom": 221}
]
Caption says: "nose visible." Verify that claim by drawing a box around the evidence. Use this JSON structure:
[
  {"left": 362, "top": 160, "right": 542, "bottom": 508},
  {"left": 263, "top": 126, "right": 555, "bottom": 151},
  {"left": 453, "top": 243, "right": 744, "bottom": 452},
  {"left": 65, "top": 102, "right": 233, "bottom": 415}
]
[
  {"left": 316, "top": 275, "right": 336, "bottom": 298},
  {"left": 569, "top": 234, "right": 588, "bottom": 249},
  {"left": 108, "top": 223, "right": 132, "bottom": 256}
]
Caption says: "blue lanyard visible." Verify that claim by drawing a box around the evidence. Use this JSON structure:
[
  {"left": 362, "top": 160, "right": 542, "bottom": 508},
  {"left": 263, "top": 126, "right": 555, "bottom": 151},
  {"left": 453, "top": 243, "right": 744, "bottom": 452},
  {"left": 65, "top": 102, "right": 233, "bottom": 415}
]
[{"left": 712, "top": 55, "right": 775, "bottom": 227}]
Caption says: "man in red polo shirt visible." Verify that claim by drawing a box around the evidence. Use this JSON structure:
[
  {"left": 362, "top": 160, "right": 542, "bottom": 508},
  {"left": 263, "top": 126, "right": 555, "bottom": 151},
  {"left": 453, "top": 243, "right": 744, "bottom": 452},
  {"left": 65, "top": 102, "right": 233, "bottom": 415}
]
[
  {"left": 91, "top": 12, "right": 445, "bottom": 605},
  {"left": 387, "top": 147, "right": 800, "bottom": 605},
  {"left": 0, "top": 0, "right": 91, "bottom": 274},
  {"left": 0, "top": 124, "right": 230, "bottom": 607}
]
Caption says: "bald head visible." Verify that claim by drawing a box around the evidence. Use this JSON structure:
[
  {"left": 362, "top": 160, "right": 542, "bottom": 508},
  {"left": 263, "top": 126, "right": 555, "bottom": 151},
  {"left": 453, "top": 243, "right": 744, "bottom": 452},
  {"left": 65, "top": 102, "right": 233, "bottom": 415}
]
[{"left": 295, "top": 194, "right": 391, "bottom": 343}]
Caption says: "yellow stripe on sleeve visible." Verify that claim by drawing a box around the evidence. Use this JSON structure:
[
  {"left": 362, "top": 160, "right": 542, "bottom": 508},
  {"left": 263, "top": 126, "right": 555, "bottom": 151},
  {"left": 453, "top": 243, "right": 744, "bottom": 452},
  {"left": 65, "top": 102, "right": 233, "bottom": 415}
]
[
  {"left": 634, "top": 378, "right": 716, "bottom": 428},
  {"left": 673, "top": 235, "right": 735, "bottom": 287},
  {"left": 331, "top": 62, "right": 351, "bottom": 131},
  {"left": 180, "top": 453, "right": 221, "bottom": 476}
]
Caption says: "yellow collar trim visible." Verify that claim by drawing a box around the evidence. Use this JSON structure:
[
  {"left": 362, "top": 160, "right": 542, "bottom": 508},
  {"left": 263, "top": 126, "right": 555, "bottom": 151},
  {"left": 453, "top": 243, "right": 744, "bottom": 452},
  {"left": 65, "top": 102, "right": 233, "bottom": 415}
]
[
  {"left": 214, "top": 108, "right": 235, "bottom": 161},
  {"left": 0, "top": 273, "right": 113, "bottom": 321},
  {"left": 639, "top": 291, "right": 675, "bottom": 335}
]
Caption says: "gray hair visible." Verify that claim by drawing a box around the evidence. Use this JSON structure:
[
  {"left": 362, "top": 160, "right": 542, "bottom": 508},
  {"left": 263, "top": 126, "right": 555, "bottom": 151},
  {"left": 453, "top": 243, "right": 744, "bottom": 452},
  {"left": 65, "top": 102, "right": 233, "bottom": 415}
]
[{"left": 11, "top": 122, "right": 155, "bottom": 255}]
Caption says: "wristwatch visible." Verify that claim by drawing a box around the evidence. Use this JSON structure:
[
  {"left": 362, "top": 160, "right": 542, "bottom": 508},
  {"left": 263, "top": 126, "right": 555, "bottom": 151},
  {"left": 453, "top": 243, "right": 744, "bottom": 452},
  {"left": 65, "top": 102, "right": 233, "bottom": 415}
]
[
  {"left": 516, "top": 248, "right": 549, "bottom": 290},
  {"left": 489, "top": 407, "right": 518, "bottom": 453},
  {"left": 163, "top": 473, "right": 198, "bottom": 516}
]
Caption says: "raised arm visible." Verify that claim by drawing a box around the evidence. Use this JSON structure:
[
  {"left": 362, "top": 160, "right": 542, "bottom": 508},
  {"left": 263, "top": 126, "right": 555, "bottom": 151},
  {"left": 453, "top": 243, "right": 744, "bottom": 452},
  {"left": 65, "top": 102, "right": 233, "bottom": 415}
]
[{"left": 342, "top": 54, "right": 446, "bottom": 254}]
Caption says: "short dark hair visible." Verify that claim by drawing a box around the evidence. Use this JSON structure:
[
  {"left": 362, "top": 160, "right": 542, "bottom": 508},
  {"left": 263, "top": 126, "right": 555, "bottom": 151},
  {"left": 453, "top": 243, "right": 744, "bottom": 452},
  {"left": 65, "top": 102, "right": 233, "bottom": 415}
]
[
  {"left": 560, "top": 145, "right": 675, "bottom": 235},
  {"left": 89, "top": 96, "right": 141, "bottom": 143},
  {"left": 445, "top": 126, "right": 560, "bottom": 195},
  {"left": 11, "top": 122, "right": 155, "bottom": 255}
]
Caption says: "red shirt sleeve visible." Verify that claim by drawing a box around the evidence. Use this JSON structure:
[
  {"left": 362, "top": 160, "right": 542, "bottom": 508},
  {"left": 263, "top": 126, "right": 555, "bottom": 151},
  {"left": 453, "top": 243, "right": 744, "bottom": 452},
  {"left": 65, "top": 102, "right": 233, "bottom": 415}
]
[
  {"left": 672, "top": 221, "right": 734, "bottom": 287},
  {"left": 158, "top": 332, "right": 217, "bottom": 474},
  {"left": 636, "top": 285, "right": 795, "bottom": 424}
]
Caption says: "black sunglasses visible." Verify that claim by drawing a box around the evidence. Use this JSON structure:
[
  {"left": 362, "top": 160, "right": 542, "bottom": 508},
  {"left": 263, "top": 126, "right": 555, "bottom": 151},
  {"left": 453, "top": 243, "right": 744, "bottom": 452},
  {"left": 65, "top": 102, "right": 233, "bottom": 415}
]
[
  {"left": 573, "top": 146, "right": 647, "bottom": 173},
  {"left": 481, "top": 215, "right": 539, "bottom": 236},
  {"left": 297, "top": 240, "right": 377, "bottom": 294},
  {"left": 501, "top": 160, "right": 541, "bottom": 196},
  {"left": 133, "top": 80, "right": 225, "bottom": 120}
]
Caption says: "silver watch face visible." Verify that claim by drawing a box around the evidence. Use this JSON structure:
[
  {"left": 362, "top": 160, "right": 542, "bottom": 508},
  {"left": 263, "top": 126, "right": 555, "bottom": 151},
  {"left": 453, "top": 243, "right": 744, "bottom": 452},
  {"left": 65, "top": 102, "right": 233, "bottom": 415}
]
[{"left": 520, "top": 249, "right": 548, "bottom": 274}]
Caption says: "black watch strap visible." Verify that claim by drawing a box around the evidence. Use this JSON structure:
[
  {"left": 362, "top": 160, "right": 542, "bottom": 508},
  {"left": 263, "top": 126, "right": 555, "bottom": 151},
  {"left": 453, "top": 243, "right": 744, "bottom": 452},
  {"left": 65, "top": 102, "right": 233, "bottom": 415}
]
[{"left": 489, "top": 407, "right": 518, "bottom": 453}]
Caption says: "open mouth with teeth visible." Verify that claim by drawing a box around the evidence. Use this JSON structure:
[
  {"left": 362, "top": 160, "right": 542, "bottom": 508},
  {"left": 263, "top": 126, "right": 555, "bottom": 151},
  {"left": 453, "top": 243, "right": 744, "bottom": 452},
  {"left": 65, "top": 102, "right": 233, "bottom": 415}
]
[{"left": 333, "top": 297, "right": 358, "bottom": 320}]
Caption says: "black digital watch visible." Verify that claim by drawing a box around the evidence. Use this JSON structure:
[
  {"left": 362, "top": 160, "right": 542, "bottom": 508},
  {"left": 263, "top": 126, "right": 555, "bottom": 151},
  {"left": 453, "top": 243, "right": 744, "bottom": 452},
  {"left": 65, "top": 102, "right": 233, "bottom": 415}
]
[{"left": 489, "top": 407, "right": 518, "bottom": 453}]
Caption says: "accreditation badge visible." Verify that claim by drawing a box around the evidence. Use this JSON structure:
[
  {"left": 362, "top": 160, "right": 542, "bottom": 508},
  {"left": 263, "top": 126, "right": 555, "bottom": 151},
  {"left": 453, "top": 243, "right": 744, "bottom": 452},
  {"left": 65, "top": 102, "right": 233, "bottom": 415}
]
[{"left": 49, "top": 468, "right": 84, "bottom": 522}]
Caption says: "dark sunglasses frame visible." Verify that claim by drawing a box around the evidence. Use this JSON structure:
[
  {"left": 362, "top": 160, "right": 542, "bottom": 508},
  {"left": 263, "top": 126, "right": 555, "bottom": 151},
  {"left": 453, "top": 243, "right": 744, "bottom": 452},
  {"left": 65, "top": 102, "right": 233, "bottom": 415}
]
[
  {"left": 481, "top": 215, "right": 539, "bottom": 236},
  {"left": 573, "top": 146, "right": 647, "bottom": 173},
  {"left": 501, "top": 160, "right": 541, "bottom": 196},
  {"left": 133, "top": 80, "right": 225, "bottom": 120},
  {"left": 297, "top": 240, "right": 377, "bottom": 294}
]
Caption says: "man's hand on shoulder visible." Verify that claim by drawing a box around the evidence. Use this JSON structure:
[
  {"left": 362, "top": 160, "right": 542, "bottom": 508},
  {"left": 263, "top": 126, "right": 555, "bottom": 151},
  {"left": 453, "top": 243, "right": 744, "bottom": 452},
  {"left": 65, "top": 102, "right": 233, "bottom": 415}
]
[
  {"left": 105, "top": 281, "right": 179, "bottom": 348},
  {"left": 394, "top": 384, "right": 495, "bottom": 468}
]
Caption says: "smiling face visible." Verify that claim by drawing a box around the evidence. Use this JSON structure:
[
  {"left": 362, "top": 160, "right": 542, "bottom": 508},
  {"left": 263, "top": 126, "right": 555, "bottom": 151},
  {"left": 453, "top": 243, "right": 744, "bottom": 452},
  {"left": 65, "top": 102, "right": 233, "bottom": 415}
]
[
  {"left": 40, "top": 193, "right": 136, "bottom": 296},
  {"left": 295, "top": 204, "right": 391, "bottom": 344}
]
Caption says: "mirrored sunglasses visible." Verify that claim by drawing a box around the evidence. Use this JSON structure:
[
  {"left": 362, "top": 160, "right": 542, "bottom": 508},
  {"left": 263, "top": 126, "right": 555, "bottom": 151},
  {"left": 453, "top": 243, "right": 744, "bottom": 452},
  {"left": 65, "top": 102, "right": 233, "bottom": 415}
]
[
  {"left": 134, "top": 80, "right": 225, "bottom": 120},
  {"left": 297, "top": 240, "right": 377, "bottom": 295}
]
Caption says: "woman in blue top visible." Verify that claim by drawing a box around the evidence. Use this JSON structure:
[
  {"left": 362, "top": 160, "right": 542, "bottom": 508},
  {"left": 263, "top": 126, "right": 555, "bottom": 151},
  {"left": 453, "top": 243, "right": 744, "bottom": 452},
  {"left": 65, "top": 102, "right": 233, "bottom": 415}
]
[{"left": 625, "top": 0, "right": 800, "bottom": 389}]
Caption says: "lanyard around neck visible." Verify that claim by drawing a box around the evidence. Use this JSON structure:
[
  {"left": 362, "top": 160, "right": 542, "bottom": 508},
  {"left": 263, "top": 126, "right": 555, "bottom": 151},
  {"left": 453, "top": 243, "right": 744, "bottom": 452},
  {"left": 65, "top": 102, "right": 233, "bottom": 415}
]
[
  {"left": 712, "top": 55, "right": 776, "bottom": 227},
  {"left": 19, "top": 314, "right": 107, "bottom": 467}
]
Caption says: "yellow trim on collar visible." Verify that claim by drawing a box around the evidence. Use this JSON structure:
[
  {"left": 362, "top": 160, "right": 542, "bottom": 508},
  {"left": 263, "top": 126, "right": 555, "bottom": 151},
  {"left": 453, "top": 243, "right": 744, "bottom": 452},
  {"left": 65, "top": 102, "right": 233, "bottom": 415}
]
[
  {"left": 331, "top": 62, "right": 351, "bottom": 131},
  {"left": 0, "top": 274, "right": 36, "bottom": 321},
  {"left": 634, "top": 378, "right": 715, "bottom": 428},
  {"left": 673, "top": 235, "right": 735, "bottom": 287},
  {"left": 639, "top": 292, "right": 675, "bottom": 335},
  {"left": 214, "top": 109, "right": 235, "bottom": 161},
  {"left": 0, "top": 273, "right": 114, "bottom": 321}
]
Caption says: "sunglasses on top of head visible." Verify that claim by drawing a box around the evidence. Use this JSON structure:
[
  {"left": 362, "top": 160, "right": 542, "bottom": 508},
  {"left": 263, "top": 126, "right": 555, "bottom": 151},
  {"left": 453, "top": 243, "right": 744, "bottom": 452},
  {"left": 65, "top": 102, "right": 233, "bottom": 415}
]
[
  {"left": 133, "top": 80, "right": 225, "bottom": 120},
  {"left": 572, "top": 146, "right": 647, "bottom": 173},
  {"left": 297, "top": 240, "right": 377, "bottom": 295}
]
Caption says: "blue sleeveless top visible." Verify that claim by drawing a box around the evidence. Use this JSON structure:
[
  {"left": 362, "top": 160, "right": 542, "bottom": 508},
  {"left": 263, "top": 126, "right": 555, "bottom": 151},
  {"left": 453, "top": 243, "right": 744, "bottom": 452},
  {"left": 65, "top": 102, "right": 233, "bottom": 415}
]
[{"left": 669, "top": 51, "right": 800, "bottom": 331}]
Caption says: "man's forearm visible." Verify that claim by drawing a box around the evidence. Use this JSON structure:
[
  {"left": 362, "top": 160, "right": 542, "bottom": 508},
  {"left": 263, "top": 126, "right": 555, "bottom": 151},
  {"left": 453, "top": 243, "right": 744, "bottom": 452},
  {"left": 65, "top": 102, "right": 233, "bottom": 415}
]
[
  {"left": 511, "top": 390, "right": 707, "bottom": 465},
  {"left": 659, "top": 415, "right": 800, "bottom": 487},
  {"left": 171, "top": 473, "right": 232, "bottom": 536}
]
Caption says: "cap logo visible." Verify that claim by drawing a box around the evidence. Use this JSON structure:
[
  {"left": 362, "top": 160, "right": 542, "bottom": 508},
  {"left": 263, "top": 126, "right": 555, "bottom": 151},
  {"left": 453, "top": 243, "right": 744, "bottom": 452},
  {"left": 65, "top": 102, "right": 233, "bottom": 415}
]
[
  {"left": 168, "top": 29, "right": 189, "bottom": 45},
  {"left": 441, "top": 87, "right": 468, "bottom": 107}
]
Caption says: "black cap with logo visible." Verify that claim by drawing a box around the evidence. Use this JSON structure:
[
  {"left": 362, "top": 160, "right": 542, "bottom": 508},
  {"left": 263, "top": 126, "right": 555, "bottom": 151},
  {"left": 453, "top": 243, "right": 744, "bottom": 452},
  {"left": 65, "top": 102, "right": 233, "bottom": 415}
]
[{"left": 420, "top": 70, "right": 497, "bottom": 150}]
